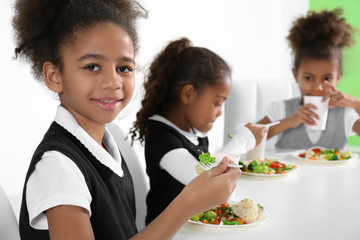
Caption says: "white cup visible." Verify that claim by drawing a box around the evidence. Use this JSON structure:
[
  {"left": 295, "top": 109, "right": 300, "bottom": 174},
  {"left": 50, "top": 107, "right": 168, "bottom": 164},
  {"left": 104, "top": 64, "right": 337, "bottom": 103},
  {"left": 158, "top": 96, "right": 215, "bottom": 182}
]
[
  {"left": 245, "top": 131, "right": 268, "bottom": 160},
  {"left": 303, "top": 96, "right": 329, "bottom": 131}
]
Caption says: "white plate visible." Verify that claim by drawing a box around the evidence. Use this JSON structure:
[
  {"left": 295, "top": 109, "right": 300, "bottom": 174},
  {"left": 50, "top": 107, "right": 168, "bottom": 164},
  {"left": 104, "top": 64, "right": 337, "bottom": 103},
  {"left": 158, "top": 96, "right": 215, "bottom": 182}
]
[
  {"left": 291, "top": 147, "right": 359, "bottom": 163},
  {"left": 188, "top": 209, "right": 270, "bottom": 228},
  {"left": 241, "top": 160, "right": 299, "bottom": 177}
]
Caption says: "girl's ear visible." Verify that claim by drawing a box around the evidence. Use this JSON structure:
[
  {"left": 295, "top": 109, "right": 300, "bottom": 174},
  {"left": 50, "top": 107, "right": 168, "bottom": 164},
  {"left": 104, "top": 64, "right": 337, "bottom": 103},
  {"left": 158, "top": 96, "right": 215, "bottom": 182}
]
[
  {"left": 180, "top": 84, "right": 195, "bottom": 104},
  {"left": 43, "top": 61, "right": 63, "bottom": 93}
]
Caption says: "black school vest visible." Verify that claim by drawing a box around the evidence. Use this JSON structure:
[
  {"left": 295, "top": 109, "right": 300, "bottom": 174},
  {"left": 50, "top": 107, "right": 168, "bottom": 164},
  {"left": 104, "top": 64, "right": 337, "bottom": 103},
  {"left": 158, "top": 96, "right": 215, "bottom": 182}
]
[
  {"left": 19, "top": 122, "right": 137, "bottom": 240},
  {"left": 144, "top": 120, "right": 209, "bottom": 225}
]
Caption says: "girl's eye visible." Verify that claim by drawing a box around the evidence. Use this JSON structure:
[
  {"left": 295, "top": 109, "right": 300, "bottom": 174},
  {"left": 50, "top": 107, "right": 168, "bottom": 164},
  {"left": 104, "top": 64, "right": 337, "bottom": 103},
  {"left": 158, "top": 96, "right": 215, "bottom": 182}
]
[
  {"left": 215, "top": 103, "right": 222, "bottom": 107},
  {"left": 85, "top": 64, "right": 100, "bottom": 71},
  {"left": 117, "top": 66, "right": 133, "bottom": 73},
  {"left": 324, "top": 77, "right": 332, "bottom": 81},
  {"left": 304, "top": 76, "right": 312, "bottom": 81}
]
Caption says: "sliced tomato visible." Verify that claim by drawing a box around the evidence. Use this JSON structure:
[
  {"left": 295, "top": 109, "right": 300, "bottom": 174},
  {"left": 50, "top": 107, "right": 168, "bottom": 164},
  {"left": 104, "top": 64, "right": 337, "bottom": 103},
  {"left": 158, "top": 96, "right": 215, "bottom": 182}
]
[
  {"left": 270, "top": 162, "right": 285, "bottom": 169},
  {"left": 312, "top": 148, "right": 322, "bottom": 156},
  {"left": 299, "top": 153, "right": 305, "bottom": 158},
  {"left": 212, "top": 219, "right": 220, "bottom": 225}
]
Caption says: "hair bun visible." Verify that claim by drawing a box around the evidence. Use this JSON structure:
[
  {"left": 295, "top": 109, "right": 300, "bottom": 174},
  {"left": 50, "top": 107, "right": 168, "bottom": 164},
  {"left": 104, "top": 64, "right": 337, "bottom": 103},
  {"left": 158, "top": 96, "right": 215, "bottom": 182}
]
[{"left": 288, "top": 8, "right": 355, "bottom": 53}]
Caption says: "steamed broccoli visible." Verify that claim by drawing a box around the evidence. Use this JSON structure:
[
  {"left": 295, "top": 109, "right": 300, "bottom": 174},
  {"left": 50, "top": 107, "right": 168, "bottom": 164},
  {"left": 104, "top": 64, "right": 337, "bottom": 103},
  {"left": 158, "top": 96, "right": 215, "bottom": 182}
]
[
  {"left": 238, "top": 161, "right": 246, "bottom": 171},
  {"left": 203, "top": 210, "right": 217, "bottom": 221},
  {"left": 247, "top": 159, "right": 261, "bottom": 171},
  {"left": 198, "top": 153, "right": 216, "bottom": 165}
]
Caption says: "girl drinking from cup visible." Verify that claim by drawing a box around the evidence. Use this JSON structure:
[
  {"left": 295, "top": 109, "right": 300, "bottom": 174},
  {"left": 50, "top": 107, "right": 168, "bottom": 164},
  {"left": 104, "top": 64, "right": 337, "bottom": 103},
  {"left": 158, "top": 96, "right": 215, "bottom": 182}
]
[
  {"left": 13, "top": 0, "right": 241, "bottom": 239},
  {"left": 258, "top": 8, "right": 360, "bottom": 149},
  {"left": 131, "top": 38, "right": 268, "bottom": 224}
]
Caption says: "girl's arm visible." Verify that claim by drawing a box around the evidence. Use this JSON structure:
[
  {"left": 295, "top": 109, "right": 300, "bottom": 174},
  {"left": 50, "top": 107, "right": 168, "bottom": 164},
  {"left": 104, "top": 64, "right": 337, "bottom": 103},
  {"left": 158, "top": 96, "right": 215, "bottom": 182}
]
[
  {"left": 322, "top": 81, "right": 360, "bottom": 136},
  {"left": 257, "top": 116, "right": 293, "bottom": 139},
  {"left": 353, "top": 119, "right": 360, "bottom": 136},
  {"left": 218, "top": 123, "right": 267, "bottom": 154},
  {"left": 258, "top": 99, "right": 318, "bottom": 139},
  {"left": 47, "top": 206, "right": 94, "bottom": 240},
  {"left": 258, "top": 105, "right": 318, "bottom": 140},
  {"left": 159, "top": 149, "right": 200, "bottom": 185},
  {"left": 131, "top": 158, "right": 240, "bottom": 240},
  {"left": 46, "top": 158, "right": 239, "bottom": 240},
  {"left": 323, "top": 81, "right": 360, "bottom": 114}
]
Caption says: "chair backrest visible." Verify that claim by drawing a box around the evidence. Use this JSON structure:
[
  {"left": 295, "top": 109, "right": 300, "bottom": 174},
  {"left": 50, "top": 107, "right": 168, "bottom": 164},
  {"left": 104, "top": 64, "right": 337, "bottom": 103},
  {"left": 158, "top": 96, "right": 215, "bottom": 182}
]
[
  {"left": 224, "top": 78, "right": 300, "bottom": 148},
  {"left": 107, "top": 122, "right": 149, "bottom": 231},
  {"left": 0, "top": 185, "right": 20, "bottom": 240}
]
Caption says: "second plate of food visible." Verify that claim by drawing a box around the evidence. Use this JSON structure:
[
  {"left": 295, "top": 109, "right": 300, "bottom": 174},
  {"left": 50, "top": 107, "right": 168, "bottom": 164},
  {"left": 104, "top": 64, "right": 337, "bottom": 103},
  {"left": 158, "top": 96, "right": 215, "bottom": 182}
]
[
  {"left": 239, "top": 158, "right": 298, "bottom": 177},
  {"left": 291, "top": 146, "right": 358, "bottom": 164}
]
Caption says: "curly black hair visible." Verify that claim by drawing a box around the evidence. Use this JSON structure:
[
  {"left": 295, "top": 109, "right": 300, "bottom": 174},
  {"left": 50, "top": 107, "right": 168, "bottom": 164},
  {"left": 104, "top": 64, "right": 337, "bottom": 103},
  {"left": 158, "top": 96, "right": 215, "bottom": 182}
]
[
  {"left": 287, "top": 8, "right": 355, "bottom": 72},
  {"left": 130, "top": 37, "right": 231, "bottom": 145},
  {"left": 12, "top": 0, "right": 147, "bottom": 82}
]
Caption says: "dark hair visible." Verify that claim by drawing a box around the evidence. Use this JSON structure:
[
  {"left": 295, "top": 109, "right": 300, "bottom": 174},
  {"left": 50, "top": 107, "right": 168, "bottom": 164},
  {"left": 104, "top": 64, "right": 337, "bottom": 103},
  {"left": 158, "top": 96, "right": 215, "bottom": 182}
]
[
  {"left": 287, "top": 8, "right": 355, "bottom": 73},
  {"left": 12, "top": 0, "right": 147, "bottom": 82},
  {"left": 130, "top": 37, "right": 231, "bottom": 144}
]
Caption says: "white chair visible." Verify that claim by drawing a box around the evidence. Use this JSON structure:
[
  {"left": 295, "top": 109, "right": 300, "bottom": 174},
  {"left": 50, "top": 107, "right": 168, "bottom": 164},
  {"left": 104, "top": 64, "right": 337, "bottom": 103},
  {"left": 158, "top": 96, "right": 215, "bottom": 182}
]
[
  {"left": 224, "top": 78, "right": 300, "bottom": 148},
  {"left": 107, "top": 122, "right": 149, "bottom": 231},
  {"left": 0, "top": 184, "right": 20, "bottom": 240}
]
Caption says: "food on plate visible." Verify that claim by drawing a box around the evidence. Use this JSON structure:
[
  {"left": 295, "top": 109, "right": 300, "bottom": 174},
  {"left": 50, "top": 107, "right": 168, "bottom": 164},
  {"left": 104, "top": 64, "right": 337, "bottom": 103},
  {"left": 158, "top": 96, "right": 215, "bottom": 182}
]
[
  {"left": 298, "top": 147, "right": 352, "bottom": 161},
  {"left": 240, "top": 158, "right": 297, "bottom": 175},
  {"left": 190, "top": 200, "right": 264, "bottom": 225},
  {"left": 196, "top": 153, "right": 216, "bottom": 174},
  {"left": 232, "top": 199, "right": 263, "bottom": 223}
]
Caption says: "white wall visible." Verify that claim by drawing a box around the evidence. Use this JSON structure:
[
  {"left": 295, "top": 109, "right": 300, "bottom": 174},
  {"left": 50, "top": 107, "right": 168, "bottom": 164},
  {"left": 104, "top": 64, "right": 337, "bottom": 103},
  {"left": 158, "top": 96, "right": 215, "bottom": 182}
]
[{"left": 0, "top": 0, "right": 308, "bottom": 215}]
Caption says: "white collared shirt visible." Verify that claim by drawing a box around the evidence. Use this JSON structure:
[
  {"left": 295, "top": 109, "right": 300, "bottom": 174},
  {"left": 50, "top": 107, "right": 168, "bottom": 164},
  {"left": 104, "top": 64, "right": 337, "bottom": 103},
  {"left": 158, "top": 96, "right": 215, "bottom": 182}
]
[
  {"left": 149, "top": 115, "right": 255, "bottom": 185},
  {"left": 26, "top": 105, "right": 123, "bottom": 230}
]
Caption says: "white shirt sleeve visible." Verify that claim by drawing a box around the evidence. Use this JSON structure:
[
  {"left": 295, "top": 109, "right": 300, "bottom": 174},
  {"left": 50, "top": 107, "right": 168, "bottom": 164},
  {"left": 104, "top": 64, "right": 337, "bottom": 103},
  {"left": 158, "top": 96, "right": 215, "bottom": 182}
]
[
  {"left": 216, "top": 126, "right": 256, "bottom": 155},
  {"left": 265, "top": 100, "right": 286, "bottom": 122},
  {"left": 159, "top": 148, "right": 199, "bottom": 185},
  {"left": 26, "top": 150, "right": 92, "bottom": 230},
  {"left": 344, "top": 107, "right": 360, "bottom": 136},
  {"left": 159, "top": 127, "right": 257, "bottom": 185}
]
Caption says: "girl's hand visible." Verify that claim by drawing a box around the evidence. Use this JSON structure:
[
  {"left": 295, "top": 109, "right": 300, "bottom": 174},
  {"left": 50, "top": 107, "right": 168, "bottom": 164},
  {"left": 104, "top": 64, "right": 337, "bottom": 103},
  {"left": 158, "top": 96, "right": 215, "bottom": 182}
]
[
  {"left": 181, "top": 157, "right": 241, "bottom": 214},
  {"left": 245, "top": 123, "right": 268, "bottom": 146},
  {"left": 132, "top": 158, "right": 241, "bottom": 240},
  {"left": 322, "top": 81, "right": 360, "bottom": 110},
  {"left": 289, "top": 103, "right": 319, "bottom": 128}
]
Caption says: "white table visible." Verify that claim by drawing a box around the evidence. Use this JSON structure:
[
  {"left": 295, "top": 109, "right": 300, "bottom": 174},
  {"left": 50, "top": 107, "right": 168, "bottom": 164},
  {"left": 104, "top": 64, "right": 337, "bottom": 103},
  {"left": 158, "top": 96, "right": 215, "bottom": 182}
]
[{"left": 174, "top": 148, "right": 360, "bottom": 240}]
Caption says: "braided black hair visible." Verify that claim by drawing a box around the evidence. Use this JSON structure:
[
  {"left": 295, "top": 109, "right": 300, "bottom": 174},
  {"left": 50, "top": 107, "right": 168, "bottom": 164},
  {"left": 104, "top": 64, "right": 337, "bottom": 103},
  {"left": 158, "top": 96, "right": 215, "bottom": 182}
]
[{"left": 130, "top": 37, "right": 231, "bottom": 144}]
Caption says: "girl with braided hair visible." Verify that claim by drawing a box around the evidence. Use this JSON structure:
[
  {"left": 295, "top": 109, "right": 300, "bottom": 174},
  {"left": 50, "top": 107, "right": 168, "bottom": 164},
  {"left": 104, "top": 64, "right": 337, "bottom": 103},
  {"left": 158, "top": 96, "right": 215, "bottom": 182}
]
[
  {"left": 13, "top": 0, "right": 241, "bottom": 239},
  {"left": 131, "top": 38, "right": 268, "bottom": 224},
  {"left": 258, "top": 8, "right": 360, "bottom": 149}
]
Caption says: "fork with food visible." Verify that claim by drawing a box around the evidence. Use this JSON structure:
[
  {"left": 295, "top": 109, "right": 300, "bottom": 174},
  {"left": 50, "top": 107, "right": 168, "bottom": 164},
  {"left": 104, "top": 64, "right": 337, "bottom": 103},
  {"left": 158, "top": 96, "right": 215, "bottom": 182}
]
[{"left": 196, "top": 153, "right": 243, "bottom": 174}]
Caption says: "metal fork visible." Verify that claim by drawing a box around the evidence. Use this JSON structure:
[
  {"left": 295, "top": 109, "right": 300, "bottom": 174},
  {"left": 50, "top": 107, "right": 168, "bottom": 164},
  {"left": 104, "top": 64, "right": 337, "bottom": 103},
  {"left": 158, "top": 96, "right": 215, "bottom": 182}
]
[{"left": 198, "top": 161, "right": 243, "bottom": 171}]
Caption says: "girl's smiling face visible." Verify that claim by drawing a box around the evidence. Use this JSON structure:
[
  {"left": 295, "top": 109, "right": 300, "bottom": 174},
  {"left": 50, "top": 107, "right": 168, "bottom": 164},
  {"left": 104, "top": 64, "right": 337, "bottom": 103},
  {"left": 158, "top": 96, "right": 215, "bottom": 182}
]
[
  {"left": 294, "top": 58, "right": 341, "bottom": 97},
  {"left": 185, "top": 75, "right": 232, "bottom": 133},
  {"left": 46, "top": 23, "right": 135, "bottom": 134}
]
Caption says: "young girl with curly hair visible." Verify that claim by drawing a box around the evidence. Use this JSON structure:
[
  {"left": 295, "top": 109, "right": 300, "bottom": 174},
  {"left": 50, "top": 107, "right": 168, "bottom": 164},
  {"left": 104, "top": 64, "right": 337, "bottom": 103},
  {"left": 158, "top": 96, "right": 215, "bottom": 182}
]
[
  {"left": 13, "top": 0, "right": 241, "bottom": 239},
  {"left": 130, "top": 38, "right": 268, "bottom": 224},
  {"left": 258, "top": 8, "right": 360, "bottom": 149}
]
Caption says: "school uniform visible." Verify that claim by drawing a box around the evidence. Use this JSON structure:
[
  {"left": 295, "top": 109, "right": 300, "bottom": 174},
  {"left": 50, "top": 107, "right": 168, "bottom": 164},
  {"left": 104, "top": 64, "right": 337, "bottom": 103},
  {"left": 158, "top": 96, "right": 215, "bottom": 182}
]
[
  {"left": 144, "top": 114, "right": 255, "bottom": 225},
  {"left": 265, "top": 97, "right": 359, "bottom": 149},
  {"left": 19, "top": 105, "right": 137, "bottom": 240}
]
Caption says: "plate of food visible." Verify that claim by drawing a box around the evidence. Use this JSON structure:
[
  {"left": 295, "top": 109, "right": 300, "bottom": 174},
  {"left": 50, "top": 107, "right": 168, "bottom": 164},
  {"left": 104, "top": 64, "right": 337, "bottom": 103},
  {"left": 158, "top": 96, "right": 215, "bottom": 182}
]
[
  {"left": 238, "top": 158, "right": 298, "bottom": 176},
  {"left": 291, "top": 146, "right": 358, "bottom": 163},
  {"left": 188, "top": 199, "right": 269, "bottom": 228}
]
